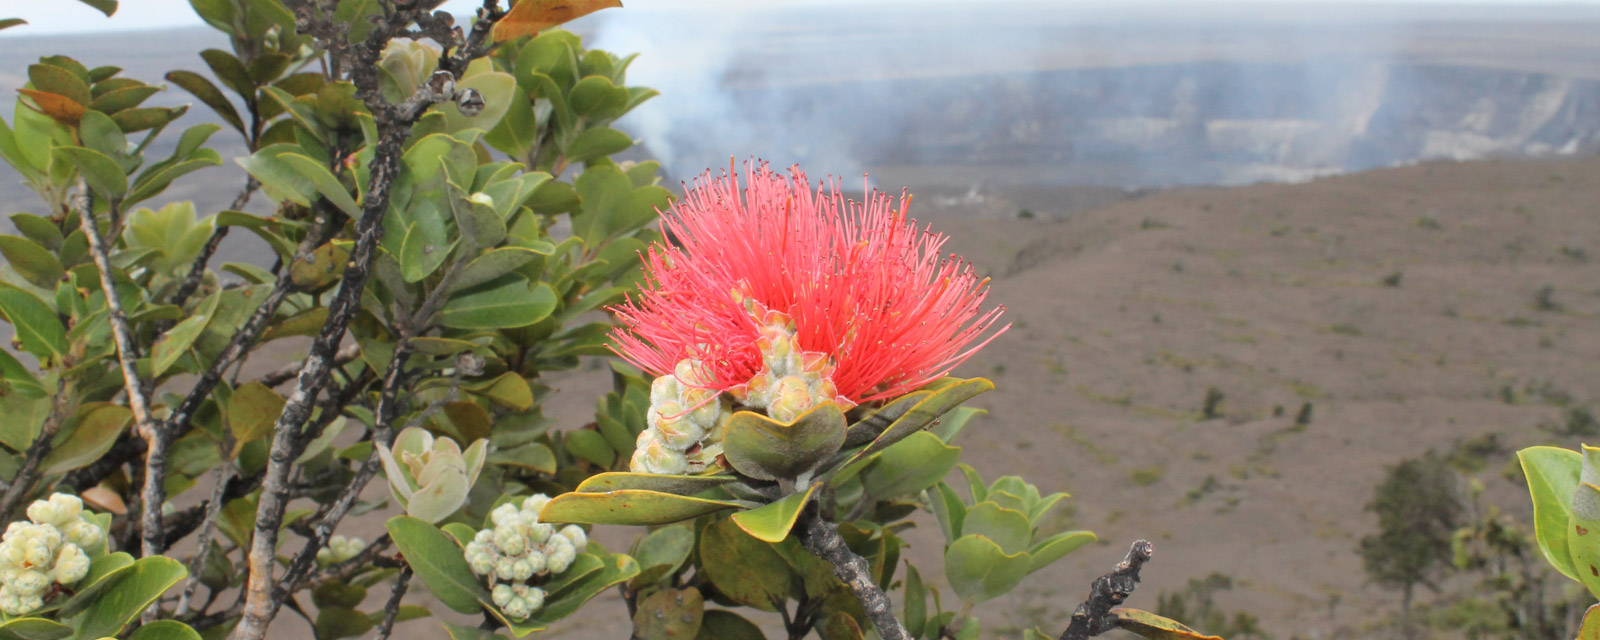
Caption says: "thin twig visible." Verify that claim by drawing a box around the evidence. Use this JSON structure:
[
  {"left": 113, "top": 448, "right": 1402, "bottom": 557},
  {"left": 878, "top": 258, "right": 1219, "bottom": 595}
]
[
  {"left": 0, "top": 378, "right": 71, "bottom": 519},
  {"left": 74, "top": 183, "right": 164, "bottom": 564},
  {"left": 374, "top": 567, "right": 413, "bottom": 640},
  {"left": 1058, "top": 540, "right": 1155, "bottom": 640},
  {"left": 277, "top": 341, "right": 411, "bottom": 597},
  {"left": 175, "top": 451, "right": 236, "bottom": 618},
  {"left": 258, "top": 344, "right": 360, "bottom": 388},
  {"left": 172, "top": 177, "right": 260, "bottom": 309},
  {"left": 798, "top": 504, "right": 911, "bottom": 640}
]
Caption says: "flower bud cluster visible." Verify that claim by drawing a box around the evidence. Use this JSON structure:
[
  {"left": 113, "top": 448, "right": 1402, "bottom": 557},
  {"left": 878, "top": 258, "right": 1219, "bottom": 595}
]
[
  {"left": 315, "top": 535, "right": 366, "bottom": 567},
  {"left": 463, "top": 495, "right": 588, "bottom": 620},
  {"left": 737, "top": 313, "right": 849, "bottom": 422},
  {"left": 630, "top": 359, "right": 731, "bottom": 475},
  {"left": 0, "top": 494, "right": 103, "bottom": 615}
]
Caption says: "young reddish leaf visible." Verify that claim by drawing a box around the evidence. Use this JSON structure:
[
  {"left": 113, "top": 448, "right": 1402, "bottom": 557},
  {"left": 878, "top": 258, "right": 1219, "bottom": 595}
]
[
  {"left": 18, "top": 88, "right": 86, "bottom": 124},
  {"left": 492, "top": 0, "right": 622, "bottom": 43}
]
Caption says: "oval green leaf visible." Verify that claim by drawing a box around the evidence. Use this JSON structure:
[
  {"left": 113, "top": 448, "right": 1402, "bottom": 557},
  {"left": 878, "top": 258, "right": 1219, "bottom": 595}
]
[
  {"left": 1519, "top": 446, "right": 1583, "bottom": 581},
  {"left": 730, "top": 483, "right": 818, "bottom": 543},
  {"left": 386, "top": 515, "right": 491, "bottom": 615},
  {"left": 539, "top": 490, "right": 741, "bottom": 526}
]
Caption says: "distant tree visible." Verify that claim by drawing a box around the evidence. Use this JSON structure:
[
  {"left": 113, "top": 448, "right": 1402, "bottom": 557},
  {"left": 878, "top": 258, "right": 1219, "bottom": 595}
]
[{"left": 1361, "top": 453, "right": 1464, "bottom": 633}]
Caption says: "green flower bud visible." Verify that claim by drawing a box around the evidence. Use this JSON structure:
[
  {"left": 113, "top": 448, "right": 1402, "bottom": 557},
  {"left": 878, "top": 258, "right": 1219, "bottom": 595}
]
[
  {"left": 53, "top": 544, "right": 88, "bottom": 584},
  {"left": 544, "top": 535, "right": 575, "bottom": 574},
  {"left": 510, "top": 558, "right": 535, "bottom": 581},
  {"left": 767, "top": 376, "right": 814, "bottom": 423},
  {"left": 502, "top": 595, "right": 532, "bottom": 620},
  {"left": 524, "top": 549, "right": 546, "bottom": 576},
  {"left": 493, "top": 527, "right": 526, "bottom": 556},
  {"left": 558, "top": 525, "right": 587, "bottom": 552},
  {"left": 494, "top": 557, "right": 518, "bottom": 582},
  {"left": 629, "top": 431, "right": 689, "bottom": 475},
  {"left": 24, "top": 503, "right": 56, "bottom": 528},
  {"left": 23, "top": 540, "right": 51, "bottom": 567},
  {"left": 0, "top": 590, "right": 22, "bottom": 616},
  {"left": 521, "top": 585, "right": 545, "bottom": 612},
  {"left": 492, "top": 584, "right": 514, "bottom": 608},
  {"left": 63, "top": 521, "right": 98, "bottom": 550},
  {"left": 490, "top": 503, "right": 520, "bottom": 527},
  {"left": 14, "top": 569, "right": 48, "bottom": 593},
  {"left": 521, "top": 495, "right": 551, "bottom": 521}
]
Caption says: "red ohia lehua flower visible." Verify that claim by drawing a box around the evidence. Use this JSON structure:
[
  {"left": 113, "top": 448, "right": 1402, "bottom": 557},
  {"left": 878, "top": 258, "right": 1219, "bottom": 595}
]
[{"left": 611, "top": 161, "right": 1007, "bottom": 474}]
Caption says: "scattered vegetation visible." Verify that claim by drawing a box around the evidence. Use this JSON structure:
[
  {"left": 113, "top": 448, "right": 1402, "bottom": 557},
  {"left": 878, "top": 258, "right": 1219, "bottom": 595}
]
[
  {"left": 1201, "top": 387, "right": 1226, "bottom": 420},
  {"left": 1155, "top": 573, "right": 1266, "bottom": 639},
  {"left": 1360, "top": 454, "right": 1465, "bottom": 633}
]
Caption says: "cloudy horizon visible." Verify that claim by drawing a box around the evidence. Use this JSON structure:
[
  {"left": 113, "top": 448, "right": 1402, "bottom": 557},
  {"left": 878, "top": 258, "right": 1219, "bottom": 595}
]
[{"left": 5, "top": 0, "right": 1600, "bottom": 36}]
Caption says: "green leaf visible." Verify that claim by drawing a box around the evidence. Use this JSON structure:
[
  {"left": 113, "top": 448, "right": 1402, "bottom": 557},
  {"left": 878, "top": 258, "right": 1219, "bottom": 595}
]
[
  {"left": 1028, "top": 530, "right": 1097, "bottom": 574},
  {"left": 29, "top": 63, "right": 91, "bottom": 106},
  {"left": 150, "top": 294, "right": 220, "bottom": 377},
  {"left": 0, "top": 349, "right": 45, "bottom": 397},
  {"left": 861, "top": 432, "right": 961, "bottom": 500},
  {"left": 630, "top": 525, "right": 694, "bottom": 586},
  {"left": 0, "top": 19, "right": 27, "bottom": 32},
  {"left": 461, "top": 372, "right": 533, "bottom": 411},
  {"left": 522, "top": 552, "right": 638, "bottom": 630},
  {"left": 227, "top": 382, "right": 286, "bottom": 448},
  {"left": 487, "top": 444, "right": 556, "bottom": 475},
  {"left": 721, "top": 404, "right": 847, "bottom": 482},
  {"left": 539, "top": 490, "right": 741, "bottom": 527},
  {"left": 1112, "top": 608, "right": 1224, "bottom": 640},
  {"left": 40, "top": 403, "right": 133, "bottom": 475},
  {"left": 564, "top": 126, "right": 631, "bottom": 165},
  {"left": 57, "top": 146, "right": 127, "bottom": 201},
  {"left": 573, "top": 472, "right": 736, "bottom": 495},
  {"left": 87, "top": 84, "right": 159, "bottom": 115},
  {"left": 315, "top": 606, "right": 374, "bottom": 640},
  {"left": 61, "top": 556, "right": 186, "bottom": 640},
  {"left": 237, "top": 144, "right": 319, "bottom": 206},
  {"left": 386, "top": 515, "right": 492, "bottom": 615},
  {"left": 698, "top": 518, "right": 792, "bottom": 611},
  {"left": 568, "top": 76, "right": 630, "bottom": 118},
  {"left": 731, "top": 483, "right": 818, "bottom": 543},
  {"left": 904, "top": 563, "right": 928, "bottom": 639},
  {"left": 289, "top": 241, "right": 349, "bottom": 289},
  {"left": 632, "top": 587, "right": 704, "bottom": 640},
  {"left": 126, "top": 620, "right": 202, "bottom": 640},
  {"left": 0, "top": 286, "right": 67, "bottom": 361},
  {"left": 0, "top": 235, "right": 65, "bottom": 288},
  {"left": 166, "top": 70, "right": 245, "bottom": 135},
  {"left": 398, "top": 221, "right": 452, "bottom": 284},
  {"left": 1519, "top": 446, "right": 1583, "bottom": 581},
  {"left": 485, "top": 86, "right": 536, "bottom": 158},
  {"left": 448, "top": 182, "right": 507, "bottom": 251},
  {"left": 564, "top": 429, "right": 614, "bottom": 467},
  {"left": 127, "top": 157, "right": 222, "bottom": 208},
  {"left": 838, "top": 378, "right": 993, "bottom": 473},
  {"left": 74, "top": 0, "right": 117, "bottom": 17},
  {"left": 0, "top": 618, "right": 71, "bottom": 640},
  {"left": 452, "top": 247, "right": 547, "bottom": 292},
  {"left": 199, "top": 49, "right": 253, "bottom": 97},
  {"left": 111, "top": 106, "right": 186, "bottom": 134},
  {"left": 943, "top": 534, "right": 1029, "bottom": 604},
  {"left": 442, "top": 621, "right": 506, "bottom": 640},
  {"left": 281, "top": 153, "right": 360, "bottom": 216},
  {"left": 960, "top": 502, "right": 1032, "bottom": 555},
  {"left": 438, "top": 277, "right": 557, "bottom": 330},
  {"left": 695, "top": 610, "right": 765, "bottom": 640}
]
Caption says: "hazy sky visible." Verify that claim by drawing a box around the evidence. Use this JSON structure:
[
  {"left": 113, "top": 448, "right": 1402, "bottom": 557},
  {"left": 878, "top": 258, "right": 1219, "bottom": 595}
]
[{"left": 4, "top": 0, "right": 1599, "bottom": 35}]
